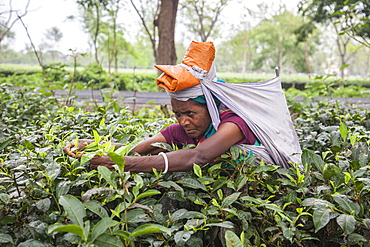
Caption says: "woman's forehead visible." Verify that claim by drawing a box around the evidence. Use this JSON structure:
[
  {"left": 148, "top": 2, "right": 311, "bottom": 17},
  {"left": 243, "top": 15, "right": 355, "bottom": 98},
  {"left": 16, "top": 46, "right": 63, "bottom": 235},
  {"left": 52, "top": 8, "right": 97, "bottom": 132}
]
[{"left": 171, "top": 98, "right": 199, "bottom": 110}]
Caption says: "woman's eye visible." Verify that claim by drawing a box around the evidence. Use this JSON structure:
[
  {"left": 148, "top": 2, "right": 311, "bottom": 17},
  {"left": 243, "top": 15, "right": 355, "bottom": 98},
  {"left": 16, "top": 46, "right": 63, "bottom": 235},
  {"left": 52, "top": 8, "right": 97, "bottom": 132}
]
[{"left": 187, "top": 112, "right": 195, "bottom": 117}]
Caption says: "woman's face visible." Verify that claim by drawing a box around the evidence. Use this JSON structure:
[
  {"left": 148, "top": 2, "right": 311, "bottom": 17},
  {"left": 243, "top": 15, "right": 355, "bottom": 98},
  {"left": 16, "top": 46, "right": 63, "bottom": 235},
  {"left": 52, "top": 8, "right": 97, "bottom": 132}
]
[{"left": 171, "top": 98, "right": 211, "bottom": 139}]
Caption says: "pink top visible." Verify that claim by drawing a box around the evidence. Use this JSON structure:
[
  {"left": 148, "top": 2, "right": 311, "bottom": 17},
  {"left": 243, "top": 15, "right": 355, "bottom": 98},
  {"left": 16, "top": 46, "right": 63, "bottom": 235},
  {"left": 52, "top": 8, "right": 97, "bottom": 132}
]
[{"left": 160, "top": 111, "right": 257, "bottom": 147}]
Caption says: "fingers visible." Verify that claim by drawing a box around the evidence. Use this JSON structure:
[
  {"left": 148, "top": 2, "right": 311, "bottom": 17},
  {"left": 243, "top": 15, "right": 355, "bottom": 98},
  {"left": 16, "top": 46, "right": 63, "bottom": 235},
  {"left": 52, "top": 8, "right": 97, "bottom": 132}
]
[
  {"left": 63, "top": 142, "right": 77, "bottom": 158},
  {"left": 63, "top": 140, "right": 115, "bottom": 171},
  {"left": 63, "top": 139, "right": 94, "bottom": 158}
]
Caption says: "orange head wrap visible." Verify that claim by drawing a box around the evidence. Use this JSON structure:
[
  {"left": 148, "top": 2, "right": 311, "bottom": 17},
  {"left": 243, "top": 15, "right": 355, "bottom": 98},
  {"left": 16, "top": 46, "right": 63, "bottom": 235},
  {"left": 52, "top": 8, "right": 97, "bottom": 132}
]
[{"left": 154, "top": 41, "right": 215, "bottom": 93}]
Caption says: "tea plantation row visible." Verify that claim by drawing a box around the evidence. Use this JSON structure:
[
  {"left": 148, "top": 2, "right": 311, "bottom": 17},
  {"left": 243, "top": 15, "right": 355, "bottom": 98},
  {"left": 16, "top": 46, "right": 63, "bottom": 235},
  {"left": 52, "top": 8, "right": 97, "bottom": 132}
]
[{"left": 0, "top": 85, "right": 369, "bottom": 246}]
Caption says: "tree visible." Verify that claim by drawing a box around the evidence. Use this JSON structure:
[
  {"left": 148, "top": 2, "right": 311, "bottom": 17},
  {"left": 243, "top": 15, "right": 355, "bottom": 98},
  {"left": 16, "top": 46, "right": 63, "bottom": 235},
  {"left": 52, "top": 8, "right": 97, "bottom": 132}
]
[
  {"left": 156, "top": 0, "right": 178, "bottom": 65},
  {"left": 45, "top": 27, "right": 63, "bottom": 46},
  {"left": 249, "top": 7, "right": 311, "bottom": 73},
  {"left": 130, "top": 0, "right": 178, "bottom": 66},
  {"left": 298, "top": 0, "right": 370, "bottom": 47},
  {"left": 77, "top": 0, "right": 109, "bottom": 64},
  {"left": 215, "top": 7, "right": 254, "bottom": 74},
  {"left": 100, "top": 0, "right": 125, "bottom": 73},
  {"left": 298, "top": 0, "right": 368, "bottom": 78},
  {"left": 0, "top": 0, "right": 30, "bottom": 59},
  {"left": 39, "top": 26, "right": 62, "bottom": 62},
  {"left": 179, "top": 0, "right": 230, "bottom": 42}
]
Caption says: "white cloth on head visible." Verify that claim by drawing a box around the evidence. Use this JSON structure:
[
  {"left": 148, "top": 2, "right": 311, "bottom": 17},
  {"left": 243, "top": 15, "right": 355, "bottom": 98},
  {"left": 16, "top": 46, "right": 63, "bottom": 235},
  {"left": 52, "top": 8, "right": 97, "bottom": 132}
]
[{"left": 167, "top": 84, "right": 203, "bottom": 101}]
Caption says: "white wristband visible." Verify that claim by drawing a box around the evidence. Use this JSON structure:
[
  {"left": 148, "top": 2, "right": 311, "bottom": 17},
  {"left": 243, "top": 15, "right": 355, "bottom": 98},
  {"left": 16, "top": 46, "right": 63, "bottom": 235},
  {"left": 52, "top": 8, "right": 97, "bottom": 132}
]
[{"left": 158, "top": 152, "right": 169, "bottom": 174}]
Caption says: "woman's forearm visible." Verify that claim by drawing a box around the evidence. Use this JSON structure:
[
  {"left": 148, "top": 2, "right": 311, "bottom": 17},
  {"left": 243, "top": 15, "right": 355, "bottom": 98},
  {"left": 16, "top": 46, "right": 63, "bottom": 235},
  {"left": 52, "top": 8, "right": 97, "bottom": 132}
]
[{"left": 124, "top": 149, "right": 209, "bottom": 173}]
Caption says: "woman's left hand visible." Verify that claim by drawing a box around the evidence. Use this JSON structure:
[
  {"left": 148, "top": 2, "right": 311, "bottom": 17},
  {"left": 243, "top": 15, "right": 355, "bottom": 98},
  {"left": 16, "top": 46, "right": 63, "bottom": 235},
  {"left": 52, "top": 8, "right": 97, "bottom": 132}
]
[{"left": 90, "top": 155, "right": 115, "bottom": 171}]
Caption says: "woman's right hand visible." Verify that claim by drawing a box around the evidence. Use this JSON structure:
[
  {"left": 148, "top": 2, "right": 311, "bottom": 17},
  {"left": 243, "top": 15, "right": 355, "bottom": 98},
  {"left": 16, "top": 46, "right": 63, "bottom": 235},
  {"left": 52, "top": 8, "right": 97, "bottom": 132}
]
[{"left": 63, "top": 139, "right": 95, "bottom": 158}]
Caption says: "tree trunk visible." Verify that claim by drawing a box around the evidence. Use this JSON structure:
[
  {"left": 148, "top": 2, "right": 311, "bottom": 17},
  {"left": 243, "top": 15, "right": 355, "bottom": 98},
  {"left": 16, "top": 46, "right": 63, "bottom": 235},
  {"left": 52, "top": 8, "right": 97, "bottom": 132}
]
[
  {"left": 304, "top": 41, "right": 311, "bottom": 74},
  {"left": 113, "top": 1, "right": 119, "bottom": 73},
  {"left": 156, "top": 0, "right": 178, "bottom": 65},
  {"left": 93, "top": 3, "right": 100, "bottom": 65}
]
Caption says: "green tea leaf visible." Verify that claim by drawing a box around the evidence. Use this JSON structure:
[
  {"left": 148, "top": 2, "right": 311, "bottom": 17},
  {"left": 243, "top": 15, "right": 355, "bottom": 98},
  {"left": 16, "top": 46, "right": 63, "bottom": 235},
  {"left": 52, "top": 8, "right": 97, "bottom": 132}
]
[
  {"left": 59, "top": 195, "right": 86, "bottom": 228},
  {"left": 131, "top": 223, "right": 171, "bottom": 237},
  {"left": 301, "top": 150, "right": 325, "bottom": 173},
  {"left": 170, "top": 209, "right": 189, "bottom": 221},
  {"left": 225, "top": 230, "right": 243, "bottom": 247},
  {"left": 0, "top": 233, "right": 13, "bottom": 244},
  {"left": 133, "top": 174, "right": 144, "bottom": 189},
  {"left": 185, "top": 218, "right": 204, "bottom": 228},
  {"left": 230, "top": 145, "right": 240, "bottom": 160},
  {"left": 240, "top": 196, "right": 262, "bottom": 205},
  {"left": 301, "top": 198, "right": 334, "bottom": 208},
  {"left": 347, "top": 233, "right": 368, "bottom": 245},
  {"left": 94, "top": 233, "right": 122, "bottom": 246},
  {"left": 158, "top": 181, "right": 184, "bottom": 196},
  {"left": 115, "top": 138, "right": 143, "bottom": 155},
  {"left": 46, "top": 161, "right": 61, "bottom": 181},
  {"left": 251, "top": 164, "right": 278, "bottom": 174},
  {"left": 23, "top": 139, "right": 35, "bottom": 151},
  {"left": 93, "top": 130, "right": 101, "bottom": 143},
  {"left": 107, "top": 152, "right": 124, "bottom": 167},
  {"left": 48, "top": 224, "right": 85, "bottom": 240},
  {"left": 82, "top": 187, "right": 116, "bottom": 203},
  {"left": 111, "top": 230, "right": 130, "bottom": 241},
  {"left": 17, "top": 239, "right": 52, "bottom": 247},
  {"left": 260, "top": 203, "right": 284, "bottom": 213},
  {"left": 336, "top": 214, "right": 356, "bottom": 236},
  {"left": 80, "top": 152, "right": 96, "bottom": 165},
  {"left": 150, "top": 142, "right": 173, "bottom": 151},
  {"left": 0, "top": 193, "right": 10, "bottom": 204},
  {"left": 84, "top": 200, "right": 109, "bottom": 218},
  {"left": 193, "top": 164, "right": 202, "bottom": 178},
  {"left": 332, "top": 195, "right": 360, "bottom": 216},
  {"left": 56, "top": 180, "right": 71, "bottom": 199},
  {"left": 98, "top": 166, "right": 117, "bottom": 189},
  {"left": 339, "top": 122, "right": 348, "bottom": 142},
  {"left": 206, "top": 221, "right": 234, "bottom": 229},
  {"left": 35, "top": 198, "right": 51, "bottom": 213},
  {"left": 221, "top": 192, "right": 241, "bottom": 208},
  {"left": 313, "top": 207, "right": 331, "bottom": 233},
  {"left": 90, "top": 217, "right": 119, "bottom": 242},
  {"left": 0, "top": 139, "right": 12, "bottom": 151},
  {"left": 179, "top": 178, "right": 207, "bottom": 191},
  {"left": 174, "top": 231, "right": 191, "bottom": 244},
  {"left": 339, "top": 64, "right": 349, "bottom": 70},
  {"left": 235, "top": 174, "right": 247, "bottom": 191},
  {"left": 211, "top": 176, "right": 227, "bottom": 192},
  {"left": 136, "top": 189, "right": 161, "bottom": 201}
]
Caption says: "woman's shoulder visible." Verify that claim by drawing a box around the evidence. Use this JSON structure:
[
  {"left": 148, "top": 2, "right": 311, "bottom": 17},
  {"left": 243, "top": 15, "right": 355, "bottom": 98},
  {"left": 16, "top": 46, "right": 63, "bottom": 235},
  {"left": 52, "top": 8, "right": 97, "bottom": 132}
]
[
  {"left": 220, "top": 110, "right": 240, "bottom": 120},
  {"left": 219, "top": 110, "right": 257, "bottom": 145}
]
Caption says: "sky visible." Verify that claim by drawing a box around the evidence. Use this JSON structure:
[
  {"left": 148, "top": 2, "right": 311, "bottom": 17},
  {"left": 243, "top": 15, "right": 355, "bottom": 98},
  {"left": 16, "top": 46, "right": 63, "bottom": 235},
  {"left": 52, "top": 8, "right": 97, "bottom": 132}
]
[{"left": 3, "top": 0, "right": 300, "bottom": 53}]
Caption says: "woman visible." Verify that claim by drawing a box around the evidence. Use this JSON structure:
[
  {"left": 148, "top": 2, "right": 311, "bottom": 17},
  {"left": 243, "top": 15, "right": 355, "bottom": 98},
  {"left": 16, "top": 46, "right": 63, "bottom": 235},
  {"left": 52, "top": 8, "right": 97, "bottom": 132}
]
[
  {"left": 64, "top": 96, "right": 258, "bottom": 172},
  {"left": 64, "top": 41, "right": 301, "bottom": 172}
]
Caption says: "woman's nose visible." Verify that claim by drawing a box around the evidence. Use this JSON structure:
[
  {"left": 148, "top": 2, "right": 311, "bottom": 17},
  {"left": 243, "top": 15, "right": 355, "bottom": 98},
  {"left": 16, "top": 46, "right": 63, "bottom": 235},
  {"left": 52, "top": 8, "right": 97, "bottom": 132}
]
[{"left": 178, "top": 115, "right": 190, "bottom": 127}]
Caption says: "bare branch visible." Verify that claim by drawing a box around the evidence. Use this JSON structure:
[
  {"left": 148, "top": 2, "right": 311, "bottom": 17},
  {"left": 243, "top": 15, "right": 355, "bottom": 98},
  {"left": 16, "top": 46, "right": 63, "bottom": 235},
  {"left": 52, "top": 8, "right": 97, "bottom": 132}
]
[
  {"left": 130, "top": 0, "right": 158, "bottom": 59},
  {"left": 0, "top": 0, "right": 30, "bottom": 42},
  {"left": 17, "top": 14, "right": 56, "bottom": 98}
]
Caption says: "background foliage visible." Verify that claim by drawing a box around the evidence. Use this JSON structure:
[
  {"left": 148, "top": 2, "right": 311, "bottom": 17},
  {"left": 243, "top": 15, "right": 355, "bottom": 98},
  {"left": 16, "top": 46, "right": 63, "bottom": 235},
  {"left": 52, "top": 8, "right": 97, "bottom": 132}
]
[{"left": 1, "top": 0, "right": 370, "bottom": 77}]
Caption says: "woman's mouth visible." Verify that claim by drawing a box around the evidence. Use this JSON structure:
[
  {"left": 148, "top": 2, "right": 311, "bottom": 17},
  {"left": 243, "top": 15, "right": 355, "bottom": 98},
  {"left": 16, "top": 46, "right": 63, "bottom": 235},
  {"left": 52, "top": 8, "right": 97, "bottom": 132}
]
[{"left": 185, "top": 129, "right": 196, "bottom": 134}]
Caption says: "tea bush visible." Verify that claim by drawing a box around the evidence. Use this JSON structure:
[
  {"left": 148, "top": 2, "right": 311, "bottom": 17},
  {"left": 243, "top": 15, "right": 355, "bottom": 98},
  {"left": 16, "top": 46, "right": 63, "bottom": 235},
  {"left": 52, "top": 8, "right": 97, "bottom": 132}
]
[
  {"left": 0, "top": 64, "right": 158, "bottom": 92},
  {"left": 0, "top": 85, "right": 369, "bottom": 246}
]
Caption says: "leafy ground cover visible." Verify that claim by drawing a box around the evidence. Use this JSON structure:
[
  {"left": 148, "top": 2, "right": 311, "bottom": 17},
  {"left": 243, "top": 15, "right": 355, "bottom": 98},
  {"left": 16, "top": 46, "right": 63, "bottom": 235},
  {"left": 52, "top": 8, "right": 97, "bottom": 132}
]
[{"left": 0, "top": 84, "right": 369, "bottom": 246}]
